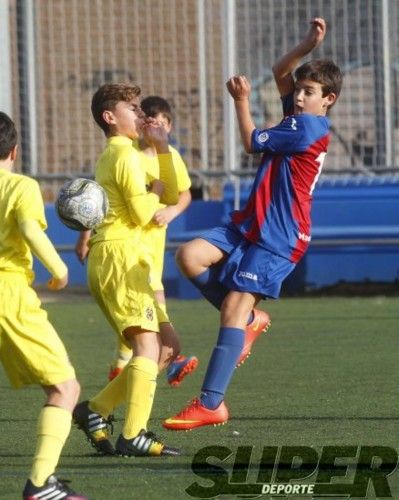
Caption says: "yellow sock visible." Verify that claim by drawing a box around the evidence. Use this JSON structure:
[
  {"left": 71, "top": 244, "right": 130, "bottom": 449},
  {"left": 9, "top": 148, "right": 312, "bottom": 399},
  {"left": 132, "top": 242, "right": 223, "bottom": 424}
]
[
  {"left": 30, "top": 406, "right": 71, "bottom": 487},
  {"left": 90, "top": 366, "right": 129, "bottom": 417},
  {"left": 123, "top": 356, "right": 158, "bottom": 439}
]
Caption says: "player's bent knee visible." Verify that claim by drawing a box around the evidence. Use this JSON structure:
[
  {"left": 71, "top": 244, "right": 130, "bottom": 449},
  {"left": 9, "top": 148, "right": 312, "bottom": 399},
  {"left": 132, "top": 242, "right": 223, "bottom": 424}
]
[
  {"left": 63, "top": 378, "right": 81, "bottom": 399},
  {"left": 66, "top": 378, "right": 81, "bottom": 408},
  {"left": 71, "top": 378, "right": 81, "bottom": 400},
  {"left": 175, "top": 244, "right": 193, "bottom": 274},
  {"left": 43, "top": 378, "right": 80, "bottom": 411},
  {"left": 176, "top": 241, "right": 208, "bottom": 276}
]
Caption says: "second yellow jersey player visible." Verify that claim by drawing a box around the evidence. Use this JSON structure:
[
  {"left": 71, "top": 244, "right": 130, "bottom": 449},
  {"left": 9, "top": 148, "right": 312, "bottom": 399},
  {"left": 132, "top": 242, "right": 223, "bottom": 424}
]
[
  {"left": 141, "top": 142, "right": 191, "bottom": 290},
  {"left": 106, "top": 96, "right": 198, "bottom": 386}
]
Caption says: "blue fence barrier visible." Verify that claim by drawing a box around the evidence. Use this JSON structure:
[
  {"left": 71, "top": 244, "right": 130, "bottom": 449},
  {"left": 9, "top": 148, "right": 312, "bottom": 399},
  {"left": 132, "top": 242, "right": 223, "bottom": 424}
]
[
  {"left": 34, "top": 177, "right": 399, "bottom": 296},
  {"left": 223, "top": 177, "right": 399, "bottom": 293}
]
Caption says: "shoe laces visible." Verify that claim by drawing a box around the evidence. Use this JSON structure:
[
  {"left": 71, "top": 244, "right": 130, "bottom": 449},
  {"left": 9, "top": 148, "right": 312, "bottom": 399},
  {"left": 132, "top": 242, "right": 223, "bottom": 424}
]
[
  {"left": 49, "top": 476, "right": 75, "bottom": 495},
  {"left": 106, "top": 414, "right": 115, "bottom": 435},
  {"left": 140, "top": 430, "right": 165, "bottom": 454},
  {"left": 176, "top": 398, "right": 201, "bottom": 418},
  {"left": 143, "top": 430, "right": 163, "bottom": 446}
]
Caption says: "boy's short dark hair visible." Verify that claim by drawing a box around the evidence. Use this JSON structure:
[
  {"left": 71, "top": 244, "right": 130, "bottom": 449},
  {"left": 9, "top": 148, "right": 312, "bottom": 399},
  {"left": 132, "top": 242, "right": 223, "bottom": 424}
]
[
  {"left": 141, "top": 96, "right": 172, "bottom": 123},
  {"left": 0, "top": 112, "right": 17, "bottom": 160},
  {"left": 91, "top": 83, "right": 141, "bottom": 134},
  {"left": 295, "top": 59, "right": 343, "bottom": 105}
]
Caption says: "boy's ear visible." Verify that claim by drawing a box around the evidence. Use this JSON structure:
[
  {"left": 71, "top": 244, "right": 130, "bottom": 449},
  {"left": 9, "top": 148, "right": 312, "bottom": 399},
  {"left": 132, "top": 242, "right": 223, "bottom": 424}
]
[
  {"left": 102, "top": 110, "right": 116, "bottom": 125},
  {"left": 10, "top": 145, "right": 18, "bottom": 161},
  {"left": 164, "top": 121, "right": 172, "bottom": 134},
  {"left": 324, "top": 92, "right": 337, "bottom": 109}
]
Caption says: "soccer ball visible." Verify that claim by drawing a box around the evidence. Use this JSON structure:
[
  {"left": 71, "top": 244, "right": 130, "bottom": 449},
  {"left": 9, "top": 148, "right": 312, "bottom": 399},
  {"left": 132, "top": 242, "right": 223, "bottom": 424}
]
[{"left": 56, "top": 178, "right": 109, "bottom": 231}]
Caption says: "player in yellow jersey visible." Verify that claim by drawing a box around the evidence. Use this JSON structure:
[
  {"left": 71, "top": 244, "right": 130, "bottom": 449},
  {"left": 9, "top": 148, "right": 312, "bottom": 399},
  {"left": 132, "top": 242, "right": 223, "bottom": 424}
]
[
  {"left": 75, "top": 96, "right": 199, "bottom": 386},
  {"left": 73, "top": 83, "right": 181, "bottom": 457},
  {"left": 0, "top": 112, "right": 86, "bottom": 499},
  {"left": 110, "top": 96, "right": 198, "bottom": 385}
]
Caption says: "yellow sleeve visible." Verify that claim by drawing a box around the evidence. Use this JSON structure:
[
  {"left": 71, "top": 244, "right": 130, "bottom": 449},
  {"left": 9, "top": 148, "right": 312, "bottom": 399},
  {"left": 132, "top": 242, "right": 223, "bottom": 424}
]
[
  {"left": 116, "top": 150, "right": 161, "bottom": 226},
  {"left": 171, "top": 147, "right": 192, "bottom": 192},
  {"left": 157, "top": 152, "right": 178, "bottom": 205},
  {"left": 19, "top": 219, "right": 67, "bottom": 279},
  {"left": 15, "top": 178, "right": 47, "bottom": 229},
  {"left": 127, "top": 192, "right": 160, "bottom": 226}
]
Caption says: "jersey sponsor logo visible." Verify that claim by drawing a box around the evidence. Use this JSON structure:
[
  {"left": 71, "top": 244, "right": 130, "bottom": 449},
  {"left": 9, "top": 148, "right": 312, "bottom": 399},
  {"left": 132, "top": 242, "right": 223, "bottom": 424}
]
[
  {"left": 298, "top": 232, "right": 311, "bottom": 242},
  {"left": 257, "top": 132, "right": 269, "bottom": 143},
  {"left": 238, "top": 271, "right": 258, "bottom": 281}
]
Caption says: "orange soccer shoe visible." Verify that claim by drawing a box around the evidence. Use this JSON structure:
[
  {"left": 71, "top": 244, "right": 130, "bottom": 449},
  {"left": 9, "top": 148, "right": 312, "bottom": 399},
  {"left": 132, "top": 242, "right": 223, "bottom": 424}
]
[
  {"left": 236, "top": 309, "right": 271, "bottom": 367},
  {"left": 167, "top": 355, "right": 199, "bottom": 387},
  {"left": 163, "top": 398, "right": 229, "bottom": 431},
  {"left": 108, "top": 366, "right": 123, "bottom": 381}
]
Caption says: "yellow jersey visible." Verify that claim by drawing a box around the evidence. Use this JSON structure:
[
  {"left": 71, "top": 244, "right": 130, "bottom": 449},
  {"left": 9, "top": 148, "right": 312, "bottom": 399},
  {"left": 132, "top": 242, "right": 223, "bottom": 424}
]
[
  {"left": 134, "top": 142, "right": 191, "bottom": 287},
  {"left": 0, "top": 168, "right": 46, "bottom": 282},
  {"left": 90, "top": 136, "right": 160, "bottom": 246},
  {"left": 133, "top": 142, "right": 191, "bottom": 230},
  {"left": 135, "top": 142, "right": 191, "bottom": 199}
]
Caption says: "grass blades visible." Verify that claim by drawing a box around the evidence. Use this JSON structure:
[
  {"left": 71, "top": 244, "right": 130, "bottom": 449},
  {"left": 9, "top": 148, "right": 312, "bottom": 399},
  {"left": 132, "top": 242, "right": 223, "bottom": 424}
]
[{"left": 0, "top": 295, "right": 398, "bottom": 499}]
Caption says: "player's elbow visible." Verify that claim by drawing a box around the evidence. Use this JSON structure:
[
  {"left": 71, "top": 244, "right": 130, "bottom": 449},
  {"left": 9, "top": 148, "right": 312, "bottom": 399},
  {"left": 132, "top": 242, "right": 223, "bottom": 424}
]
[
  {"left": 160, "top": 192, "right": 179, "bottom": 205},
  {"left": 272, "top": 62, "right": 284, "bottom": 79},
  {"left": 243, "top": 141, "right": 253, "bottom": 154}
]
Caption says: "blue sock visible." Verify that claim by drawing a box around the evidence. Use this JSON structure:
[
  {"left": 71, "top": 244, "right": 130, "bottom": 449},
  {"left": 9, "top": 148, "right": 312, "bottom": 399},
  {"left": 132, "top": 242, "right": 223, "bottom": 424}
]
[
  {"left": 200, "top": 327, "right": 244, "bottom": 410},
  {"left": 189, "top": 265, "right": 229, "bottom": 310}
]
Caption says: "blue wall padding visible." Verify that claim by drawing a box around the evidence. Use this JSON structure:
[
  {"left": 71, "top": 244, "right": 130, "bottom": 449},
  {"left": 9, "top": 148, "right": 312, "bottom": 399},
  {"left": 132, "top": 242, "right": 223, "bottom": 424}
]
[{"left": 34, "top": 178, "right": 399, "bottom": 296}]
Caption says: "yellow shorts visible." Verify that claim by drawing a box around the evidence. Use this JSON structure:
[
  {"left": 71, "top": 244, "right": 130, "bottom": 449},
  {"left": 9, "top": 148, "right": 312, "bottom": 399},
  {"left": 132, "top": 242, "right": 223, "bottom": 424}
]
[
  {"left": 0, "top": 273, "right": 75, "bottom": 388},
  {"left": 88, "top": 240, "right": 165, "bottom": 343}
]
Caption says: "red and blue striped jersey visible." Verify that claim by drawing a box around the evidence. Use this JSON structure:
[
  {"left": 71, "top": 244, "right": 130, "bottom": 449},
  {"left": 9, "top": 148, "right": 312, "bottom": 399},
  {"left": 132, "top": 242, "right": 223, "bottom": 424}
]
[{"left": 231, "top": 93, "right": 330, "bottom": 263}]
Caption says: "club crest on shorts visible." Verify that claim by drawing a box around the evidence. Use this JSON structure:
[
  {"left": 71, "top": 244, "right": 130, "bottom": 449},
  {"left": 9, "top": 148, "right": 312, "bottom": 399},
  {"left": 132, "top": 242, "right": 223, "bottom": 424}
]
[{"left": 145, "top": 307, "right": 154, "bottom": 321}]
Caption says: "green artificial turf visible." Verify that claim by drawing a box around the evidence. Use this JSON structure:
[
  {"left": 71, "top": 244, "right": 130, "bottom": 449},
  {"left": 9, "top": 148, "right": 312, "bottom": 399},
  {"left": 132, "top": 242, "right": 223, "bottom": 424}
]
[{"left": 0, "top": 295, "right": 398, "bottom": 499}]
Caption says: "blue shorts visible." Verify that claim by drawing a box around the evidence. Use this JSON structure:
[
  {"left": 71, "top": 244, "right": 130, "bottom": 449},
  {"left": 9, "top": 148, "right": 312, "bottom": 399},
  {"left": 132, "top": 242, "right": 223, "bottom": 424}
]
[{"left": 200, "top": 224, "right": 296, "bottom": 299}]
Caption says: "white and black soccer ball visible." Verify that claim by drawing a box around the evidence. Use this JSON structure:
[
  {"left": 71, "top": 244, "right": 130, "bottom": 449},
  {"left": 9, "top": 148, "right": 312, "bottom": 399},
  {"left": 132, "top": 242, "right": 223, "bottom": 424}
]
[{"left": 56, "top": 178, "right": 109, "bottom": 231}]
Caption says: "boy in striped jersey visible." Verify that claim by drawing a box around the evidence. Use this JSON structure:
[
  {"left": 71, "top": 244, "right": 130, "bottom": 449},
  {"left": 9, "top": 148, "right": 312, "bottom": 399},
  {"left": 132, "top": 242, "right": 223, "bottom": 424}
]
[{"left": 164, "top": 18, "right": 342, "bottom": 431}]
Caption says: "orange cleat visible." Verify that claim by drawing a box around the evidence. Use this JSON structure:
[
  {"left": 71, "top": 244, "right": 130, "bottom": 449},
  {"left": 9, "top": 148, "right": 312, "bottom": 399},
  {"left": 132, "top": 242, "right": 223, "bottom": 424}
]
[
  {"left": 236, "top": 309, "right": 271, "bottom": 367},
  {"left": 108, "top": 366, "right": 123, "bottom": 381},
  {"left": 163, "top": 398, "right": 229, "bottom": 431},
  {"left": 167, "top": 355, "right": 199, "bottom": 387}
]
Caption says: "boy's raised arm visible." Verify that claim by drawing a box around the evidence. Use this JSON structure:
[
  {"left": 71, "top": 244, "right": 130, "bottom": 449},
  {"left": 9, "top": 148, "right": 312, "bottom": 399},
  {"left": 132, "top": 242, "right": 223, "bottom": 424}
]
[
  {"left": 272, "top": 17, "right": 327, "bottom": 97},
  {"left": 143, "top": 118, "right": 178, "bottom": 205},
  {"left": 226, "top": 75, "right": 255, "bottom": 153}
]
